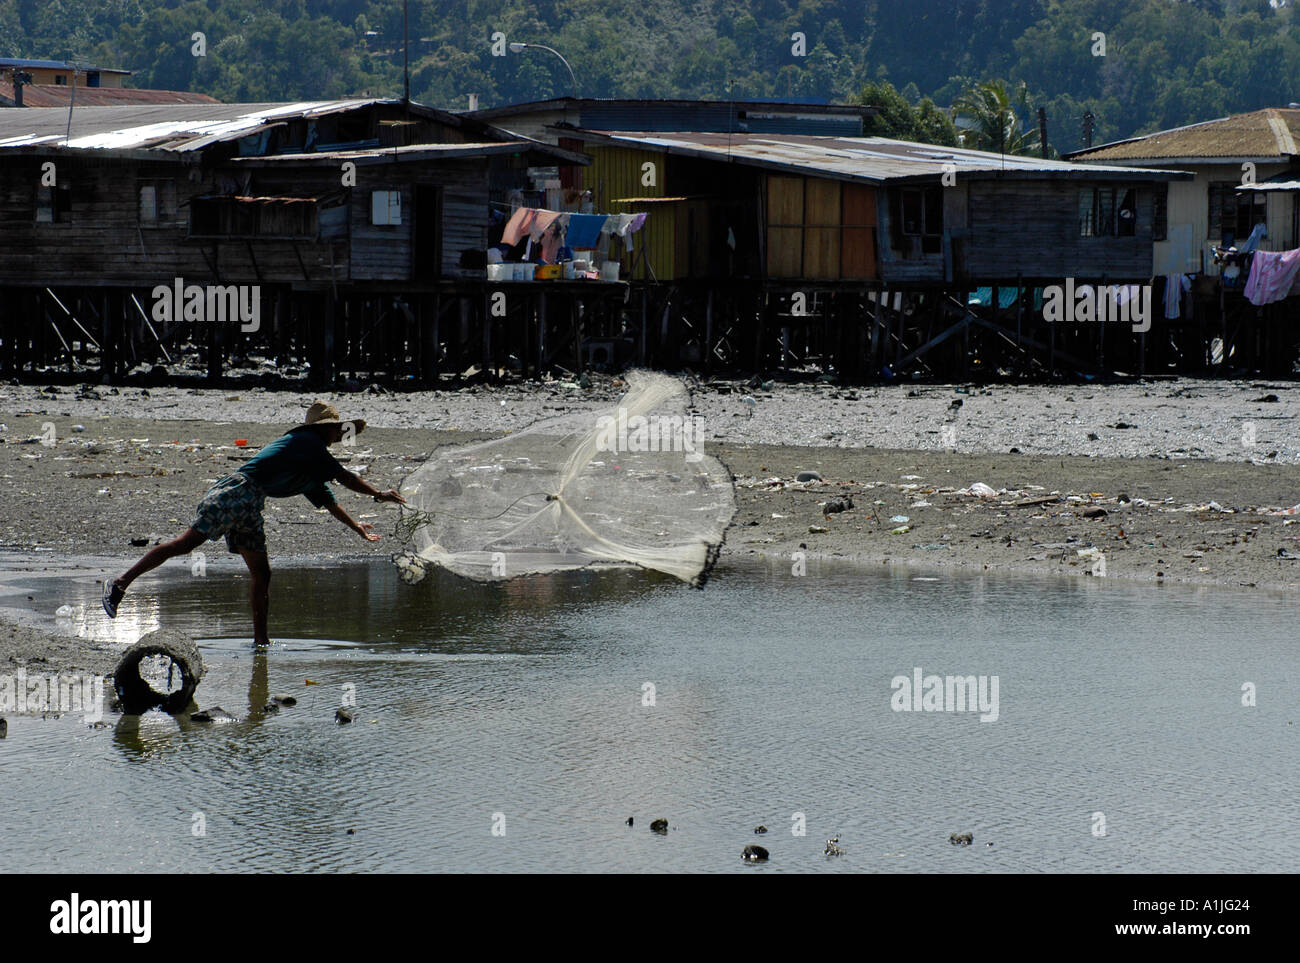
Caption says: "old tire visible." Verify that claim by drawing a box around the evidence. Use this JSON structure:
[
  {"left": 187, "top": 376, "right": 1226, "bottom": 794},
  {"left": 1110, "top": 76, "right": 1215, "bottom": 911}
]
[{"left": 113, "top": 629, "right": 205, "bottom": 715}]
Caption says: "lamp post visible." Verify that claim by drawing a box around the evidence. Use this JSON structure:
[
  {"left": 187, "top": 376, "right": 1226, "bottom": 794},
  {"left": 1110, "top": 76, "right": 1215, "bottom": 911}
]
[{"left": 508, "top": 42, "right": 578, "bottom": 98}]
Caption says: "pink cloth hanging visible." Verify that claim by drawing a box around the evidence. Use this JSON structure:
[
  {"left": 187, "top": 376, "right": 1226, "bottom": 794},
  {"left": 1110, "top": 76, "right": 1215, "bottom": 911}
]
[{"left": 1244, "top": 249, "right": 1300, "bottom": 306}]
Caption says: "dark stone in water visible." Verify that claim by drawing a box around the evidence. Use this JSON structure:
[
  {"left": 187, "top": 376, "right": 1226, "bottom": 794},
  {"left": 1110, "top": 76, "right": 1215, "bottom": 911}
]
[
  {"left": 263, "top": 702, "right": 280, "bottom": 714},
  {"left": 824, "top": 836, "right": 844, "bottom": 857},
  {"left": 626, "top": 817, "right": 634, "bottom": 827},
  {"left": 0, "top": 717, "right": 7, "bottom": 738},
  {"left": 190, "top": 707, "right": 234, "bottom": 723},
  {"left": 272, "top": 694, "right": 297, "bottom": 707},
  {"left": 650, "top": 818, "right": 668, "bottom": 835},
  {"left": 949, "top": 832, "right": 973, "bottom": 846},
  {"left": 753, "top": 825, "right": 768, "bottom": 834},
  {"left": 335, "top": 708, "right": 354, "bottom": 725},
  {"left": 742, "top": 844, "right": 769, "bottom": 862}
]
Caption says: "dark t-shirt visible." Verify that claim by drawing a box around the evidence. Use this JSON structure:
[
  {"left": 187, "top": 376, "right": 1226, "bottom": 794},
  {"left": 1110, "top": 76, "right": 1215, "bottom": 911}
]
[{"left": 238, "top": 428, "right": 348, "bottom": 508}]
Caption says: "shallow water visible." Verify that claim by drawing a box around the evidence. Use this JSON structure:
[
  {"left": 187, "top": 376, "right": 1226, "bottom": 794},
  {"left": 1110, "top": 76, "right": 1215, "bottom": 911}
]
[{"left": 1, "top": 556, "right": 1296, "bottom": 873}]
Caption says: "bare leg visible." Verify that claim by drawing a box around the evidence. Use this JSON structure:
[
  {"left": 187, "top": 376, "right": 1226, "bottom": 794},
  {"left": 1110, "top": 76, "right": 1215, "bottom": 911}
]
[
  {"left": 239, "top": 549, "right": 272, "bottom": 646},
  {"left": 117, "top": 527, "right": 208, "bottom": 590}
]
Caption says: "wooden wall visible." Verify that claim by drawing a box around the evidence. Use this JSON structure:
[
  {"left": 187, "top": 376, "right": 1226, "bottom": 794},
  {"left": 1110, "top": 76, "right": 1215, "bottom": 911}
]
[
  {"left": 343, "top": 160, "right": 488, "bottom": 281},
  {"left": 965, "top": 179, "right": 1155, "bottom": 280},
  {"left": 765, "top": 175, "right": 878, "bottom": 280},
  {"left": 0, "top": 156, "right": 344, "bottom": 286},
  {"left": 0, "top": 152, "right": 494, "bottom": 287}
]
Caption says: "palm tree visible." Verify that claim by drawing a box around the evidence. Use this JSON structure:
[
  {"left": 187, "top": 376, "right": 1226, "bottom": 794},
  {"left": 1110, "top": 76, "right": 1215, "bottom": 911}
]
[{"left": 951, "top": 80, "right": 1040, "bottom": 155}]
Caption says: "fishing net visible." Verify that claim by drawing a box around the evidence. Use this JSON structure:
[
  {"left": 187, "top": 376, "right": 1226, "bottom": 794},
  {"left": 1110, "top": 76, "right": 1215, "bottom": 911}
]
[{"left": 392, "top": 370, "right": 736, "bottom": 587}]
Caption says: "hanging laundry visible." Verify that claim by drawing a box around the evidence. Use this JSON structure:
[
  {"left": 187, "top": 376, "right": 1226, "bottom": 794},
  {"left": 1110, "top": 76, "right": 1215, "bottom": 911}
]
[
  {"left": 540, "top": 222, "right": 563, "bottom": 262},
  {"left": 565, "top": 213, "right": 609, "bottom": 249},
  {"left": 1244, "top": 248, "right": 1300, "bottom": 306},
  {"left": 1240, "top": 223, "right": 1267, "bottom": 254},
  {"left": 1163, "top": 273, "right": 1191, "bottom": 319},
  {"left": 501, "top": 207, "right": 534, "bottom": 246},
  {"left": 527, "top": 210, "right": 561, "bottom": 241}
]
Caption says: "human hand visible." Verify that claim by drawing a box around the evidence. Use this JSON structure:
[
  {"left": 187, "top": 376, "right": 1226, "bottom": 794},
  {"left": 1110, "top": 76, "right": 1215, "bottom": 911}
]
[
  {"left": 373, "top": 489, "right": 407, "bottom": 505},
  {"left": 358, "top": 523, "right": 382, "bottom": 542}
]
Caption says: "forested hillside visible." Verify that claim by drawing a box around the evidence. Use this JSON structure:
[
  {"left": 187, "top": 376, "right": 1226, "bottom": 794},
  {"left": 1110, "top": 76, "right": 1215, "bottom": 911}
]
[{"left": 1, "top": 0, "right": 1296, "bottom": 153}]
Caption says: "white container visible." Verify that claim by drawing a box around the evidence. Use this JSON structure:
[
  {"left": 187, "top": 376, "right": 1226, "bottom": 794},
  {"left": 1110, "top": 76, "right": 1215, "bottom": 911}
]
[
  {"left": 572, "top": 259, "right": 590, "bottom": 273},
  {"left": 563, "top": 261, "right": 576, "bottom": 280},
  {"left": 516, "top": 263, "right": 536, "bottom": 281},
  {"left": 599, "top": 261, "right": 620, "bottom": 281},
  {"left": 486, "top": 263, "right": 508, "bottom": 281}
]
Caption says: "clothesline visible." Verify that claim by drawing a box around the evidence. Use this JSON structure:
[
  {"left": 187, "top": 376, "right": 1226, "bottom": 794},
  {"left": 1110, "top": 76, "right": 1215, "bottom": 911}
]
[{"left": 498, "top": 206, "right": 649, "bottom": 260}]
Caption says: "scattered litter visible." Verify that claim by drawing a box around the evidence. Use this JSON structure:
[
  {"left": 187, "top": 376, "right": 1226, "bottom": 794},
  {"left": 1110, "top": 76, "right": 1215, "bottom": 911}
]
[
  {"left": 964, "top": 482, "right": 998, "bottom": 498},
  {"left": 890, "top": 515, "right": 910, "bottom": 524},
  {"left": 808, "top": 524, "right": 829, "bottom": 534}
]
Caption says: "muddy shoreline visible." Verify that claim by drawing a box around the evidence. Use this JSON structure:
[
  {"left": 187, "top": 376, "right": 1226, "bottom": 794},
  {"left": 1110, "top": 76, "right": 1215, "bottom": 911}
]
[{"left": 4, "top": 380, "right": 1300, "bottom": 673}]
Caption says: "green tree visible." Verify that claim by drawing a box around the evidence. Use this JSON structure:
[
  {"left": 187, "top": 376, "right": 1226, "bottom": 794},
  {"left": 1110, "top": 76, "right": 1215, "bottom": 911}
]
[{"left": 952, "top": 79, "right": 1041, "bottom": 154}]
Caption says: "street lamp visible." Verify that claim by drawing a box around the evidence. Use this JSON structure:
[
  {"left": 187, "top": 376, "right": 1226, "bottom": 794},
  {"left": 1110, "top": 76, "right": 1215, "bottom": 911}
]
[{"left": 508, "top": 42, "right": 578, "bottom": 98}]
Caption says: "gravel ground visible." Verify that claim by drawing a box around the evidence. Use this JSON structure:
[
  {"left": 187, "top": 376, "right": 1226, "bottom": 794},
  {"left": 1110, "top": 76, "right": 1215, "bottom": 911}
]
[
  {"left": 3, "top": 375, "right": 1300, "bottom": 672},
  {"left": 1, "top": 375, "right": 1296, "bottom": 462}
]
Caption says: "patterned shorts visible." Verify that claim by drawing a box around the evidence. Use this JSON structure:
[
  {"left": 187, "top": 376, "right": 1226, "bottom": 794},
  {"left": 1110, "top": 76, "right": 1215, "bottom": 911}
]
[{"left": 191, "top": 473, "right": 267, "bottom": 554}]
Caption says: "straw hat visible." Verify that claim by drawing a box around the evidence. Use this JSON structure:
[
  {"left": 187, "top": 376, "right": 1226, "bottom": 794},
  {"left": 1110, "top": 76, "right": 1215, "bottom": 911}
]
[{"left": 295, "top": 400, "right": 366, "bottom": 435}]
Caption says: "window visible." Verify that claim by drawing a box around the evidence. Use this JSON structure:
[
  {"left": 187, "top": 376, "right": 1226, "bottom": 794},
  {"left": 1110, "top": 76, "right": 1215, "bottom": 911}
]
[
  {"left": 1117, "top": 188, "right": 1136, "bottom": 236},
  {"left": 1079, "top": 186, "right": 1138, "bottom": 237},
  {"left": 371, "top": 190, "right": 402, "bottom": 225},
  {"left": 894, "top": 186, "right": 943, "bottom": 255},
  {"left": 1208, "top": 182, "right": 1266, "bottom": 244},
  {"left": 190, "top": 195, "right": 320, "bottom": 238},
  {"left": 54, "top": 74, "right": 66, "bottom": 85},
  {"left": 35, "top": 184, "right": 72, "bottom": 223},
  {"left": 138, "top": 179, "right": 178, "bottom": 226},
  {"left": 1153, "top": 186, "right": 1168, "bottom": 241}
]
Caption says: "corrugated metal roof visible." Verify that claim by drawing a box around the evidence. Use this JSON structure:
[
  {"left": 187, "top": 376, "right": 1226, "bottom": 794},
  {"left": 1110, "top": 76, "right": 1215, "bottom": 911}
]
[
  {"left": 575, "top": 129, "right": 1189, "bottom": 184},
  {"left": 2, "top": 85, "right": 220, "bottom": 108},
  {"left": 1067, "top": 109, "right": 1300, "bottom": 162},
  {"left": 231, "top": 141, "right": 589, "bottom": 165},
  {"left": 0, "top": 57, "right": 130, "bottom": 73},
  {"left": 465, "top": 97, "right": 876, "bottom": 120},
  {"left": 1238, "top": 170, "right": 1300, "bottom": 192},
  {"left": 0, "top": 99, "right": 387, "bottom": 151}
]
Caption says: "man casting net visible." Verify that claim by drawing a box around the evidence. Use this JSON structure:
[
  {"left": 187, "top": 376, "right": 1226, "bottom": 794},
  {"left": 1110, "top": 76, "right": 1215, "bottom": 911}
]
[{"left": 392, "top": 370, "right": 736, "bottom": 587}]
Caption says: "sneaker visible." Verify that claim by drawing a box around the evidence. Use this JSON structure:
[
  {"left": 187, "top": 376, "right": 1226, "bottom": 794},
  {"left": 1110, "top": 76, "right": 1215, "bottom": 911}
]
[{"left": 102, "top": 579, "right": 125, "bottom": 618}]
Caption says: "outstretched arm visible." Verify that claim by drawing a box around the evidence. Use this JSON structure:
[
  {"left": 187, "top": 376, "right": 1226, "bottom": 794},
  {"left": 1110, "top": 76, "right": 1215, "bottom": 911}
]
[
  {"left": 327, "top": 501, "right": 382, "bottom": 541},
  {"left": 335, "top": 469, "right": 406, "bottom": 505}
]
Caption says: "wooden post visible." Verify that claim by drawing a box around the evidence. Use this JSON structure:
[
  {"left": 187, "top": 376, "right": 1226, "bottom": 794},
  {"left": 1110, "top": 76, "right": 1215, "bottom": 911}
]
[
  {"left": 704, "top": 287, "right": 714, "bottom": 375},
  {"left": 482, "top": 289, "right": 493, "bottom": 380}
]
